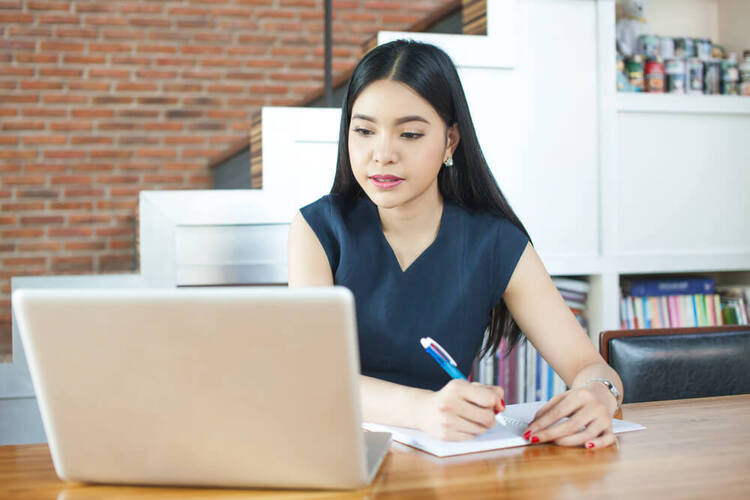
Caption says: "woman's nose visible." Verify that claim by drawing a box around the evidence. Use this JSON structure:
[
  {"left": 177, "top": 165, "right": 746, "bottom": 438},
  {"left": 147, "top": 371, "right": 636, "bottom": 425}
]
[{"left": 373, "top": 134, "right": 396, "bottom": 164}]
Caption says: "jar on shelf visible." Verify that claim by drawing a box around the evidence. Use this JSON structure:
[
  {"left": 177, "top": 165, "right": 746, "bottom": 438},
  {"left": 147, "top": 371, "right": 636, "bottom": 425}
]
[
  {"left": 721, "top": 53, "right": 740, "bottom": 95},
  {"left": 739, "top": 50, "right": 750, "bottom": 96},
  {"left": 665, "top": 58, "right": 686, "bottom": 94},
  {"left": 660, "top": 37, "right": 675, "bottom": 60},
  {"left": 644, "top": 57, "right": 665, "bottom": 93},
  {"left": 627, "top": 54, "right": 644, "bottom": 92},
  {"left": 687, "top": 58, "right": 704, "bottom": 95},
  {"left": 704, "top": 59, "right": 721, "bottom": 95}
]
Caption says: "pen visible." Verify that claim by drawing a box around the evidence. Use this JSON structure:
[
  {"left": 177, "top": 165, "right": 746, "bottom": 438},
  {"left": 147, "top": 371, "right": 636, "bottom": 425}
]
[{"left": 419, "top": 337, "right": 506, "bottom": 426}]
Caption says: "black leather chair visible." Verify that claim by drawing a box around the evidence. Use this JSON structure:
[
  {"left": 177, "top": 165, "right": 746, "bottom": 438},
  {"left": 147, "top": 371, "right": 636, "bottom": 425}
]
[{"left": 599, "top": 326, "right": 750, "bottom": 404}]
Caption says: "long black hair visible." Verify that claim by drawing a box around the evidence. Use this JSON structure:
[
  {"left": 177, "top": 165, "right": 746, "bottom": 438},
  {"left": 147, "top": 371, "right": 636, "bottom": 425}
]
[{"left": 331, "top": 39, "right": 532, "bottom": 359}]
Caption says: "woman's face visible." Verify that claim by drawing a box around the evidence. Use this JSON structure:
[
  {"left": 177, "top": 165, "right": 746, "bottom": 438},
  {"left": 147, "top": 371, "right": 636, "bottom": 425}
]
[{"left": 348, "top": 79, "right": 459, "bottom": 210}]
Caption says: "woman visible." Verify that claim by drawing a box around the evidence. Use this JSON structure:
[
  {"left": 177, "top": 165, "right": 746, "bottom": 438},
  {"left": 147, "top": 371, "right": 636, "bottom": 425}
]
[{"left": 288, "top": 39, "right": 624, "bottom": 449}]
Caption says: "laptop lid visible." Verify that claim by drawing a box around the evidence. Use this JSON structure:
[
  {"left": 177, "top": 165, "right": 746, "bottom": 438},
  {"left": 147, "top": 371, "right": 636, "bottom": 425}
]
[{"left": 12, "top": 286, "right": 377, "bottom": 489}]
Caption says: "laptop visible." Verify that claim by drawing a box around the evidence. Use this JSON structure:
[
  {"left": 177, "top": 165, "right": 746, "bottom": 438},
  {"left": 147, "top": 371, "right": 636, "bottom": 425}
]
[{"left": 12, "top": 286, "right": 391, "bottom": 490}]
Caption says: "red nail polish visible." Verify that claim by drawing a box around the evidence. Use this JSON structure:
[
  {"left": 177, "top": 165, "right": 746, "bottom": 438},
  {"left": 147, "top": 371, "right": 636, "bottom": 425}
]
[
  {"left": 586, "top": 442, "right": 595, "bottom": 449},
  {"left": 531, "top": 436, "right": 540, "bottom": 444},
  {"left": 501, "top": 399, "right": 505, "bottom": 407},
  {"left": 523, "top": 430, "right": 531, "bottom": 440},
  {"left": 494, "top": 407, "right": 499, "bottom": 415}
]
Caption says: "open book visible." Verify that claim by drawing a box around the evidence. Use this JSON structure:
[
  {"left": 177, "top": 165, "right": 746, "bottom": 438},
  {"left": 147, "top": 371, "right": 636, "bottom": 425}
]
[{"left": 362, "top": 401, "right": 646, "bottom": 457}]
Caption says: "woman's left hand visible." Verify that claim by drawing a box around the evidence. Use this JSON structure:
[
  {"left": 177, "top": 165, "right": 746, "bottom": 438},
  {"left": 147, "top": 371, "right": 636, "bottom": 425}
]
[{"left": 521, "top": 383, "right": 618, "bottom": 449}]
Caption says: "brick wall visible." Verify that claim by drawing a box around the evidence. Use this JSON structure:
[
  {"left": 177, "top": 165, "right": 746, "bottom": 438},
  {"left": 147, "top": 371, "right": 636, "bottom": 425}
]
[{"left": 0, "top": 0, "right": 456, "bottom": 360}]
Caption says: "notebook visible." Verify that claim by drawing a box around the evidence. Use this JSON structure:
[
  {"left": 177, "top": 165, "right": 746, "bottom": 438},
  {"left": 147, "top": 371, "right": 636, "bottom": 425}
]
[{"left": 362, "top": 401, "right": 646, "bottom": 457}]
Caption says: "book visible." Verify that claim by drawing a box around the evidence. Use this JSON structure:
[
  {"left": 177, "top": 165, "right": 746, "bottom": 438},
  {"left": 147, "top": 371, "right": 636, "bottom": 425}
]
[
  {"left": 362, "top": 402, "right": 646, "bottom": 457},
  {"left": 628, "top": 277, "right": 715, "bottom": 297},
  {"left": 552, "top": 277, "right": 591, "bottom": 294}
]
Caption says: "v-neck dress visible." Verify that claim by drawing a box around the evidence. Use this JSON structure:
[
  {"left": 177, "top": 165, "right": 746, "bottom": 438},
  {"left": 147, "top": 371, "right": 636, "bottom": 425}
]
[{"left": 299, "top": 193, "right": 529, "bottom": 391}]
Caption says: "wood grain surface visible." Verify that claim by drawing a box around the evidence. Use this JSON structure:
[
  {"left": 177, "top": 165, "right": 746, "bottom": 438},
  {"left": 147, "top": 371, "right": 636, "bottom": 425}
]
[{"left": 2, "top": 395, "right": 748, "bottom": 499}]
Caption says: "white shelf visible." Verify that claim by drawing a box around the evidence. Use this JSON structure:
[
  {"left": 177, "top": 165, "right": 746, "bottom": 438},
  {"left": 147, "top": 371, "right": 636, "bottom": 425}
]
[
  {"left": 616, "top": 93, "right": 750, "bottom": 115},
  {"left": 606, "top": 254, "right": 750, "bottom": 275}
]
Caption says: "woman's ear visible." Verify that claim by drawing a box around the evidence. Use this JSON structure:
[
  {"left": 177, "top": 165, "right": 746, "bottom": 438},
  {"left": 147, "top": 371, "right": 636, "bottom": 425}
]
[{"left": 446, "top": 123, "right": 461, "bottom": 156}]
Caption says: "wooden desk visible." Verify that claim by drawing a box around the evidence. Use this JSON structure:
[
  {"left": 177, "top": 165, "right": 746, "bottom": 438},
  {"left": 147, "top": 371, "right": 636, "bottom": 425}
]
[{"left": 2, "top": 395, "right": 749, "bottom": 499}]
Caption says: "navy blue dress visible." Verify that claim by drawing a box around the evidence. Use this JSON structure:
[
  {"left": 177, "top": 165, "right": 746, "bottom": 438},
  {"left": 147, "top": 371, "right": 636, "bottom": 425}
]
[{"left": 300, "top": 193, "right": 529, "bottom": 391}]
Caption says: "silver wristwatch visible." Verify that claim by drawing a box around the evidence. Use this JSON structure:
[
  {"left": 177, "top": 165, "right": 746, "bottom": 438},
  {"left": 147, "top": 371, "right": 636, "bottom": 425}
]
[{"left": 586, "top": 378, "right": 622, "bottom": 408}]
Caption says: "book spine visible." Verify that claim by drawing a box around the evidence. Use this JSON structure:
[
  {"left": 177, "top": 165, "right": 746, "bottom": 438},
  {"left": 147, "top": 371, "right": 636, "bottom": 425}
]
[
  {"left": 660, "top": 296, "right": 670, "bottom": 327},
  {"left": 714, "top": 295, "right": 723, "bottom": 326},
  {"left": 696, "top": 294, "right": 705, "bottom": 326},
  {"left": 620, "top": 297, "right": 629, "bottom": 329},
  {"left": 689, "top": 295, "right": 700, "bottom": 326},
  {"left": 535, "top": 351, "right": 542, "bottom": 402},
  {"left": 628, "top": 296, "right": 637, "bottom": 329}
]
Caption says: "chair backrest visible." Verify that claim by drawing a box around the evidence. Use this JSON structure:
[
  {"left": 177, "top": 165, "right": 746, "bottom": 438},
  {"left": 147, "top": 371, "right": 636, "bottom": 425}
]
[{"left": 599, "top": 326, "right": 750, "bottom": 404}]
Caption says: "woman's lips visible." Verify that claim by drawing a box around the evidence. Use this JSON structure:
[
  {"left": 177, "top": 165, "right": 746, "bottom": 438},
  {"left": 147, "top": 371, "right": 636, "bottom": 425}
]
[{"left": 369, "top": 176, "right": 404, "bottom": 189}]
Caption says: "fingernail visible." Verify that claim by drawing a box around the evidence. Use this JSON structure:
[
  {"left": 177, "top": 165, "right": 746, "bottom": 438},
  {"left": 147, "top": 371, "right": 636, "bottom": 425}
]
[
  {"left": 494, "top": 407, "right": 500, "bottom": 415},
  {"left": 586, "top": 442, "right": 595, "bottom": 449},
  {"left": 501, "top": 399, "right": 505, "bottom": 407},
  {"left": 531, "top": 436, "right": 540, "bottom": 444},
  {"left": 523, "top": 430, "right": 532, "bottom": 440}
]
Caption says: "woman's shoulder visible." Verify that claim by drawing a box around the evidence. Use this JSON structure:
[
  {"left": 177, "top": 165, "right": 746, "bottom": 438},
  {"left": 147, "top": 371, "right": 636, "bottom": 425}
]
[
  {"left": 299, "top": 193, "right": 371, "bottom": 229},
  {"left": 455, "top": 203, "right": 521, "bottom": 233}
]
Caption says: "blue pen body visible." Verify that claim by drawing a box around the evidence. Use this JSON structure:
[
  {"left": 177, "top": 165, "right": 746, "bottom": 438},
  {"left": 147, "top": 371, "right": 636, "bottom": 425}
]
[{"left": 425, "top": 347, "right": 468, "bottom": 380}]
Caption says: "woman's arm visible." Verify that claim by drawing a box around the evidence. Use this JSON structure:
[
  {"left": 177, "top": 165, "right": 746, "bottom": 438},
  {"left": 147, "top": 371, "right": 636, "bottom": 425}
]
[
  {"left": 502, "top": 242, "right": 624, "bottom": 448},
  {"left": 288, "top": 212, "right": 503, "bottom": 440}
]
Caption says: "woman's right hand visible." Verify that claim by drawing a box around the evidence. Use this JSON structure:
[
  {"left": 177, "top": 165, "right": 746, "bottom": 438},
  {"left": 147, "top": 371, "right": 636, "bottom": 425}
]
[{"left": 416, "top": 379, "right": 505, "bottom": 441}]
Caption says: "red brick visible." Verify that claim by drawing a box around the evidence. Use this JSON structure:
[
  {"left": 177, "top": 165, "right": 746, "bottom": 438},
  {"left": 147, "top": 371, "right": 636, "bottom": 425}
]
[
  {"left": 2, "top": 257, "right": 46, "bottom": 269},
  {"left": 51, "top": 175, "right": 93, "bottom": 185},
  {"left": 1, "top": 175, "right": 45, "bottom": 186},
  {"left": 69, "top": 214, "right": 110, "bottom": 225},
  {"left": 68, "top": 81, "right": 110, "bottom": 91},
  {"left": 86, "top": 16, "right": 128, "bottom": 26},
  {"left": 44, "top": 150, "right": 87, "bottom": 159},
  {"left": 97, "top": 175, "right": 138, "bottom": 184},
  {"left": 49, "top": 202, "right": 93, "bottom": 210},
  {"left": 38, "top": 14, "right": 80, "bottom": 24},
  {"left": 2, "top": 121, "right": 45, "bottom": 130},
  {"left": 99, "top": 254, "right": 135, "bottom": 271},
  {"left": 51, "top": 121, "right": 93, "bottom": 131},
  {"left": 16, "top": 189, "right": 58, "bottom": 199},
  {"left": 1, "top": 229, "right": 44, "bottom": 238},
  {"left": 71, "top": 163, "right": 113, "bottom": 172},
  {"left": 71, "top": 136, "right": 114, "bottom": 145},
  {"left": 22, "top": 135, "right": 67, "bottom": 145},
  {"left": 144, "top": 174, "right": 183, "bottom": 184},
  {"left": 110, "top": 187, "right": 141, "bottom": 197},
  {"left": 52, "top": 256, "right": 93, "bottom": 272},
  {"left": 0, "top": 216, "right": 15, "bottom": 225},
  {"left": 40, "top": 41, "right": 84, "bottom": 51},
  {"left": 0, "top": 95, "right": 39, "bottom": 104},
  {"left": 64, "top": 188, "right": 104, "bottom": 198},
  {"left": 24, "top": 163, "right": 66, "bottom": 172},
  {"left": 44, "top": 94, "right": 88, "bottom": 104},
  {"left": 0, "top": 13, "right": 34, "bottom": 23},
  {"left": 55, "top": 28, "right": 98, "bottom": 38},
  {"left": 15, "top": 54, "right": 58, "bottom": 63},
  {"left": 20, "top": 215, "right": 64, "bottom": 225},
  {"left": 98, "top": 200, "right": 137, "bottom": 210},
  {"left": 96, "top": 226, "right": 134, "bottom": 237},
  {"left": 2, "top": 202, "right": 45, "bottom": 211},
  {"left": 48, "top": 227, "right": 91, "bottom": 237},
  {"left": 109, "top": 240, "right": 133, "bottom": 250},
  {"left": 18, "top": 241, "right": 61, "bottom": 252},
  {"left": 64, "top": 241, "right": 106, "bottom": 251}
]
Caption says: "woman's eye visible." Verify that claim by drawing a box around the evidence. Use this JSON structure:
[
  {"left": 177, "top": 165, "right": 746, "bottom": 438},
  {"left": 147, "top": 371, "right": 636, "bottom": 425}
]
[{"left": 352, "top": 128, "right": 422, "bottom": 140}]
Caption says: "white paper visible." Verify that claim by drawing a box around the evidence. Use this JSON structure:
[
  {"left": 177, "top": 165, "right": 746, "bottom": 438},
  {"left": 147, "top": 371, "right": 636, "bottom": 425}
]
[{"left": 362, "top": 401, "right": 646, "bottom": 457}]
